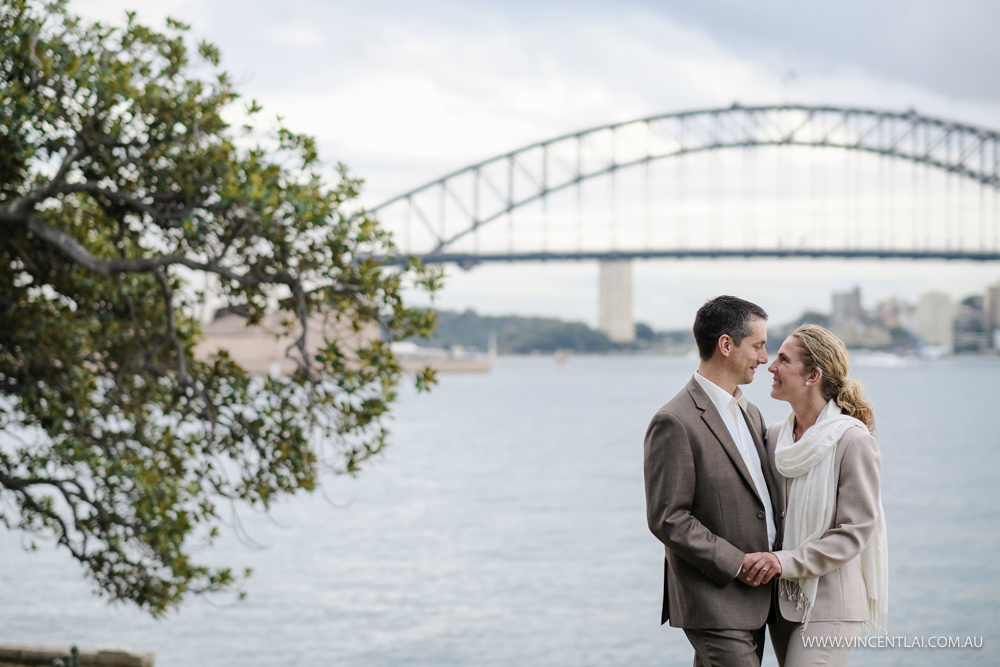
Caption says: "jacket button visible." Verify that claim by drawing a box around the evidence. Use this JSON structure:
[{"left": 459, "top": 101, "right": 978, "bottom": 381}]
[{"left": 757, "top": 510, "right": 765, "bottom": 519}]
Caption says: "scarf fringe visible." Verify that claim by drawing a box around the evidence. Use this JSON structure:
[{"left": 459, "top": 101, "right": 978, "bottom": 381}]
[
  {"left": 781, "top": 579, "right": 815, "bottom": 630},
  {"left": 864, "top": 598, "right": 889, "bottom": 636},
  {"left": 783, "top": 578, "right": 888, "bottom": 634}
]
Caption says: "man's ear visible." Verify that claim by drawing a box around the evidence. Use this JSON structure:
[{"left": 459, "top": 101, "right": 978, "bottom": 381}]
[{"left": 717, "top": 334, "right": 733, "bottom": 358}]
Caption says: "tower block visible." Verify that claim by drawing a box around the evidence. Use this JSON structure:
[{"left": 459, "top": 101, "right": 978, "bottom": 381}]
[{"left": 598, "top": 260, "right": 635, "bottom": 342}]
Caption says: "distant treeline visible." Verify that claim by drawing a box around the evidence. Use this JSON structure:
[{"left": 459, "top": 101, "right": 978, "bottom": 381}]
[
  {"left": 415, "top": 309, "right": 691, "bottom": 354},
  {"left": 414, "top": 308, "right": 859, "bottom": 355}
]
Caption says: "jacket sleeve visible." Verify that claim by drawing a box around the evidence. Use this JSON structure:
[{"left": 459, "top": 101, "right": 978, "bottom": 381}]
[
  {"left": 644, "top": 410, "right": 745, "bottom": 588},
  {"left": 774, "top": 428, "right": 881, "bottom": 579}
]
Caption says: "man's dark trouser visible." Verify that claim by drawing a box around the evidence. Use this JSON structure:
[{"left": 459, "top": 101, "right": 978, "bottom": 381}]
[{"left": 683, "top": 626, "right": 767, "bottom": 667}]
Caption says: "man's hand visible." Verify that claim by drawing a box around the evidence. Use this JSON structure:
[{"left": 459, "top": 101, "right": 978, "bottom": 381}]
[{"left": 738, "top": 552, "right": 781, "bottom": 586}]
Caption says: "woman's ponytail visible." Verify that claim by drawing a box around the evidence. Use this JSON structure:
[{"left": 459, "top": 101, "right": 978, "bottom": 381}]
[
  {"left": 835, "top": 378, "right": 876, "bottom": 434},
  {"left": 792, "top": 324, "right": 876, "bottom": 434}
]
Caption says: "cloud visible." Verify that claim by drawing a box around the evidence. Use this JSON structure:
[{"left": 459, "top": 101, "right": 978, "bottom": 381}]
[
  {"left": 245, "top": 5, "right": 789, "bottom": 198},
  {"left": 269, "top": 24, "right": 325, "bottom": 48},
  {"left": 70, "top": 0, "right": 207, "bottom": 29},
  {"left": 633, "top": 0, "right": 1000, "bottom": 104}
]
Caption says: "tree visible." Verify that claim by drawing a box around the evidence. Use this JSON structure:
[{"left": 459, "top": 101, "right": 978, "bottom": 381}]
[
  {"left": 0, "top": 0, "right": 440, "bottom": 615},
  {"left": 634, "top": 322, "right": 656, "bottom": 342}
]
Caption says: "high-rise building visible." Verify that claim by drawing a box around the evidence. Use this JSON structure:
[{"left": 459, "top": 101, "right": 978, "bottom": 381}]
[
  {"left": 597, "top": 260, "right": 634, "bottom": 342},
  {"left": 913, "top": 291, "right": 954, "bottom": 353},
  {"left": 986, "top": 280, "right": 1000, "bottom": 349},
  {"left": 829, "top": 286, "right": 892, "bottom": 348},
  {"left": 954, "top": 297, "right": 989, "bottom": 353},
  {"left": 831, "top": 286, "right": 863, "bottom": 326}
]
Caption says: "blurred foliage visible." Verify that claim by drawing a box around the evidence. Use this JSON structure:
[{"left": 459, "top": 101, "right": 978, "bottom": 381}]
[{"left": 0, "top": 0, "right": 440, "bottom": 615}]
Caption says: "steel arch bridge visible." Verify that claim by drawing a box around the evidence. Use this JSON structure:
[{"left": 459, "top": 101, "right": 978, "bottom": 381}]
[{"left": 369, "top": 104, "right": 1000, "bottom": 266}]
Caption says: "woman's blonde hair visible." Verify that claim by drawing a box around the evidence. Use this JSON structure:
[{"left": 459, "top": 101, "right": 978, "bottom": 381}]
[{"left": 791, "top": 323, "right": 876, "bottom": 433}]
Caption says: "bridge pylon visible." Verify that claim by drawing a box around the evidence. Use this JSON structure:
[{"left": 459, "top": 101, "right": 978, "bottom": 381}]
[{"left": 598, "top": 260, "right": 635, "bottom": 343}]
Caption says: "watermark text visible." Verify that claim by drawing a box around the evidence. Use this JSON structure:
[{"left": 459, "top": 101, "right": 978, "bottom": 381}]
[{"left": 803, "top": 635, "right": 983, "bottom": 650}]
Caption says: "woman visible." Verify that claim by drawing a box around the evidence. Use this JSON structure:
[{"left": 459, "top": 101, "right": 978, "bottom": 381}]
[{"left": 742, "top": 324, "right": 888, "bottom": 667}]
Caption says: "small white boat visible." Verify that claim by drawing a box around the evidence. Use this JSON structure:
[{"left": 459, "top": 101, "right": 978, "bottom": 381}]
[
  {"left": 850, "top": 351, "right": 916, "bottom": 367},
  {"left": 391, "top": 342, "right": 491, "bottom": 373}
]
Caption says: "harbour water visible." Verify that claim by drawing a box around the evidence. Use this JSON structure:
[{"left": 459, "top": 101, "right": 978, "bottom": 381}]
[{"left": 1, "top": 355, "right": 998, "bottom": 666}]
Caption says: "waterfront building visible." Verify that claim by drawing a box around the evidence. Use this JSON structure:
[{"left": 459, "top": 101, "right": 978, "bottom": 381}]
[
  {"left": 986, "top": 280, "right": 1000, "bottom": 349},
  {"left": 831, "top": 286, "right": 863, "bottom": 326},
  {"left": 597, "top": 260, "right": 635, "bottom": 343},
  {"left": 913, "top": 291, "right": 954, "bottom": 353}
]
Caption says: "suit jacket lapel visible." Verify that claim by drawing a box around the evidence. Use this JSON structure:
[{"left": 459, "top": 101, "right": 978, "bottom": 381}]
[{"left": 686, "top": 378, "right": 761, "bottom": 503}]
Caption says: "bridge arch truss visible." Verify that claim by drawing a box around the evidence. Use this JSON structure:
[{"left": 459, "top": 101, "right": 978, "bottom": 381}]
[{"left": 370, "top": 104, "right": 1000, "bottom": 265}]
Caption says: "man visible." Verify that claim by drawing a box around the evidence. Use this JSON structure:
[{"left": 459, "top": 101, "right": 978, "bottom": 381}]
[{"left": 643, "top": 295, "right": 783, "bottom": 667}]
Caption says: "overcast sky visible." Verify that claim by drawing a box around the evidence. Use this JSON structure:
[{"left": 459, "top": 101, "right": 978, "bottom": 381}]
[{"left": 73, "top": 0, "right": 1000, "bottom": 329}]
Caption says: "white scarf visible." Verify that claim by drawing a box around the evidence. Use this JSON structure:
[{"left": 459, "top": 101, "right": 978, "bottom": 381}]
[{"left": 775, "top": 399, "right": 888, "bottom": 634}]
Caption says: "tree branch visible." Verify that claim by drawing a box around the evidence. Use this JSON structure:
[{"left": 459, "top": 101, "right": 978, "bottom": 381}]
[
  {"left": 0, "top": 469, "right": 85, "bottom": 560},
  {"left": 10, "top": 144, "right": 89, "bottom": 218},
  {"left": 154, "top": 266, "right": 188, "bottom": 383},
  {"left": 56, "top": 181, "right": 195, "bottom": 221},
  {"left": 18, "top": 215, "right": 292, "bottom": 289}
]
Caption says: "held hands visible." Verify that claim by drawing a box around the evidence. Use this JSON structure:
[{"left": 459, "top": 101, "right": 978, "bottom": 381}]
[{"left": 738, "top": 552, "right": 781, "bottom": 587}]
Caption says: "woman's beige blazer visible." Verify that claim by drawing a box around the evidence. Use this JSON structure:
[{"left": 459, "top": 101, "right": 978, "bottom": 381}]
[{"left": 767, "top": 422, "right": 882, "bottom": 623}]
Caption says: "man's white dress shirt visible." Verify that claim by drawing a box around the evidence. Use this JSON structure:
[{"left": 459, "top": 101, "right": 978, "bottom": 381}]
[{"left": 693, "top": 372, "right": 776, "bottom": 551}]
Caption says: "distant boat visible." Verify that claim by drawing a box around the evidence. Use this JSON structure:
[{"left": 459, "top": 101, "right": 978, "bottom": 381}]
[
  {"left": 391, "top": 341, "right": 491, "bottom": 373},
  {"left": 850, "top": 351, "right": 916, "bottom": 368},
  {"left": 916, "top": 345, "right": 947, "bottom": 360}
]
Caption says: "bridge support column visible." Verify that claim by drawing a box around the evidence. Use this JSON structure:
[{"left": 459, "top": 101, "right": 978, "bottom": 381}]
[{"left": 598, "top": 260, "right": 635, "bottom": 342}]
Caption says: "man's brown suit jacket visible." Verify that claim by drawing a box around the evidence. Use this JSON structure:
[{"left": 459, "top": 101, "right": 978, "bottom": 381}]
[{"left": 644, "top": 376, "right": 784, "bottom": 629}]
